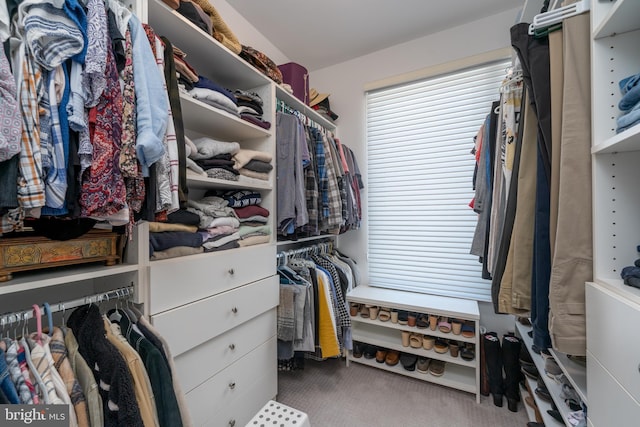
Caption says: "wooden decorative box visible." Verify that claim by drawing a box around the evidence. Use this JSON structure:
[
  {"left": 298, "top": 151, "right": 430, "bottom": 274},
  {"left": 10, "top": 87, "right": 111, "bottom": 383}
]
[{"left": 0, "top": 229, "right": 121, "bottom": 282}]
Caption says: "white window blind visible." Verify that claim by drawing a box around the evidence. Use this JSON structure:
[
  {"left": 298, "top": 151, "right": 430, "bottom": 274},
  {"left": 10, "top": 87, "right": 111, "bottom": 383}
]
[{"left": 366, "top": 59, "right": 510, "bottom": 302}]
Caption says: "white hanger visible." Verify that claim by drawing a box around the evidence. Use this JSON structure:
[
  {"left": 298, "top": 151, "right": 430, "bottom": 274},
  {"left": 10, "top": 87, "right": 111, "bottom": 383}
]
[{"left": 528, "top": 0, "right": 590, "bottom": 35}]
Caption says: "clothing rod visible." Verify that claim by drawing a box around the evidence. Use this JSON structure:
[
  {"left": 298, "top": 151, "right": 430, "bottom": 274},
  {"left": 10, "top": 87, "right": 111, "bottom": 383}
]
[
  {"left": 277, "top": 240, "right": 334, "bottom": 261},
  {"left": 276, "top": 99, "right": 334, "bottom": 136},
  {"left": 0, "top": 285, "right": 135, "bottom": 327}
]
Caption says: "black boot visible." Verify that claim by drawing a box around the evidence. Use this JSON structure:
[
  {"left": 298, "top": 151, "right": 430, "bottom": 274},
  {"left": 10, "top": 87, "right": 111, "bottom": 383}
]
[
  {"left": 502, "top": 334, "right": 523, "bottom": 412},
  {"left": 483, "top": 331, "right": 504, "bottom": 407}
]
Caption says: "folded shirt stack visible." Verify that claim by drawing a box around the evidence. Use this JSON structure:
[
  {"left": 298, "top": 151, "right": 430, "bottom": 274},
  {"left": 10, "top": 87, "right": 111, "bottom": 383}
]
[
  {"left": 233, "top": 148, "right": 273, "bottom": 181},
  {"left": 234, "top": 89, "right": 271, "bottom": 129},
  {"left": 207, "top": 189, "right": 271, "bottom": 248},
  {"left": 187, "top": 136, "right": 241, "bottom": 181},
  {"left": 189, "top": 75, "right": 239, "bottom": 116},
  {"left": 617, "top": 72, "right": 640, "bottom": 133},
  {"left": 173, "top": 46, "right": 199, "bottom": 91},
  {"left": 187, "top": 195, "right": 241, "bottom": 252}
]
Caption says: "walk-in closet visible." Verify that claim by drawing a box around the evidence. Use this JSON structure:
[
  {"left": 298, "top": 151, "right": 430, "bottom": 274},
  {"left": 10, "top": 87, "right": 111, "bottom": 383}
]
[{"left": 0, "top": 0, "right": 638, "bottom": 426}]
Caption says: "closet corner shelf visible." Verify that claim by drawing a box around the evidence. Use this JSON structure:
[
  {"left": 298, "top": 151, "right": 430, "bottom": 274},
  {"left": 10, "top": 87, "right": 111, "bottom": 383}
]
[
  {"left": 516, "top": 322, "right": 573, "bottom": 427},
  {"left": 180, "top": 94, "right": 272, "bottom": 140},
  {"left": 275, "top": 86, "right": 337, "bottom": 131},
  {"left": 148, "top": 0, "right": 270, "bottom": 89},
  {"left": 593, "top": 0, "right": 640, "bottom": 40},
  {"left": 591, "top": 124, "right": 640, "bottom": 154},
  {"left": 548, "top": 348, "right": 587, "bottom": 404},
  {"left": 0, "top": 263, "right": 139, "bottom": 296}
]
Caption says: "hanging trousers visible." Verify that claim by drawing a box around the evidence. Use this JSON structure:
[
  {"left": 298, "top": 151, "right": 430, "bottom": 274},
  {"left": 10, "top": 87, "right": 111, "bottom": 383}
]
[
  {"left": 511, "top": 23, "right": 553, "bottom": 352},
  {"left": 549, "top": 12, "right": 592, "bottom": 357},
  {"left": 498, "top": 93, "right": 537, "bottom": 314}
]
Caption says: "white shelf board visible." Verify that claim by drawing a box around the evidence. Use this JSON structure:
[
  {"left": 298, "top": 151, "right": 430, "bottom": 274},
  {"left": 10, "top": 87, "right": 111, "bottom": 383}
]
[
  {"left": 186, "top": 171, "right": 272, "bottom": 191},
  {"left": 352, "top": 321, "right": 476, "bottom": 368},
  {"left": 180, "top": 94, "right": 272, "bottom": 141},
  {"left": 276, "top": 234, "right": 336, "bottom": 248},
  {"left": 350, "top": 313, "right": 476, "bottom": 344},
  {"left": 592, "top": 278, "right": 640, "bottom": 307},
  {"left": 594, "top": 0, "right": 640, "bottom": 39},
  {"left": 347, "top": 285, "right": 479, "bottom": 320},
  {"left": 148, "top": 0, "right": 270, "bottom": 89},
  {"left": 516, "top": 322, "right": 572, "bottom": 427},
  {"left": 549, "top": 348, "right": 588, "bottom": 405},
  {"left": 591, "top": 123, "right": 640, "bottom": 154},
  {"left": 275, "top": 86, "right": 337, "bottom": 131},
  {"left": 0, "top": 263, "right": 139, "bottom": 296},
  {"left": 348, "top": 352, "right": 476, "bottom": 394}
]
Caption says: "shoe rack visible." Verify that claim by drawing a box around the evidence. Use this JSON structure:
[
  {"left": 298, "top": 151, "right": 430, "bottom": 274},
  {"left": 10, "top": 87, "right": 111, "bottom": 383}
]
[
  {"left": 346, "top": 286, "right": 480, "bottom": 403},
  {"left": 516, "top": 321, "right": 582, "bottom": 427}
]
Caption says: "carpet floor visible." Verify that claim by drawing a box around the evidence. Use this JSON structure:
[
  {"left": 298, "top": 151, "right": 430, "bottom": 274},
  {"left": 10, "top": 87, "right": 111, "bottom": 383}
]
[{"left": 276, "top": 358, "right": 530, "bottom": 427}]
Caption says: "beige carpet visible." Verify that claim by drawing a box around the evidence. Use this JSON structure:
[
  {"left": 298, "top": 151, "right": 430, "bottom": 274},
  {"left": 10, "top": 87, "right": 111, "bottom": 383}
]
[{"left": 276, "top": 358, "right": 529, "bottom": 427}]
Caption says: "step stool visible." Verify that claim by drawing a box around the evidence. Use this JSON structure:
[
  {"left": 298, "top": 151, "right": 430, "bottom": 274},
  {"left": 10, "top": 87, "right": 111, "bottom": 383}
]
[{"left": 245, "top": 400, "right": 311, "bottom": 427}]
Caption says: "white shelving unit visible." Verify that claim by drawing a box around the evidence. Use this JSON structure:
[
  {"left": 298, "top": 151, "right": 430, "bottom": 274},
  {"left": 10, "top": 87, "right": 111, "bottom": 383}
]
[
  {"left": 346, "top": 286, "right": 480, "bottom": 402},
  {"left": 589, "top": 1, "right": 640, "bottom": 425},
  {"left": 146, "top": 1, "right": 279, "bottom": 426}
]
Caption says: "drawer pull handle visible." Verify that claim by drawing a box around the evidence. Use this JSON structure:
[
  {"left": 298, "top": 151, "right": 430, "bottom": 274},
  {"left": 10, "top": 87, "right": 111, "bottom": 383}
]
[
  {"left": 229, "top": 382, "right": 236, "bottom": 390},
  {"left": 229, "top": 344, "right": 235, "bottom": 350},
  {"left": 231, "top": 307, "right": 238, "bottom": 314},
  {"left": 229, "top": 420, "right": 235, "bottom": 427},
  {"left": 228, "top": 268, "right": 235, "bottom": 275}
]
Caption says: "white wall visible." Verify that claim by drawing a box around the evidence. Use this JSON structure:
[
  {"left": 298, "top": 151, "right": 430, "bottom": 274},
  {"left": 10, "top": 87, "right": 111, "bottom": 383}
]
[
  {"left": 221, "top": 3, "right": 524, "bottom": 335},
  {"left": 314, "top": 7, "right": 522, "bottom": 335},
  {"left": 212, "top": 0, "right": 291, "bottom": 66}
]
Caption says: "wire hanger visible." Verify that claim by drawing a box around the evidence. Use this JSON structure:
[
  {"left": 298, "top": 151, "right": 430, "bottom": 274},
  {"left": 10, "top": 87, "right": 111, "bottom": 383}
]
[{"left": 528, "top": 0, "right": 590, "bottom": 35}]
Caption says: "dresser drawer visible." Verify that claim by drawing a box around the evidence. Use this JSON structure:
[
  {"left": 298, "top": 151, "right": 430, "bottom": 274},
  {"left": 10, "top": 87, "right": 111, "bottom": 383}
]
[
  {"left": 148, "top": 244, "right": 276, "bottom": 315},
  {"left": 587, "top": 352, "right": 640, "bottom": 427},
  {"left": 185, "top": 337, "right": 277, "bottom": 427},
  {"left": 151, "top": 275, "right": 278, "bottom": 356},
  {"left": 174, "top": 308, "right": 276, "bottom": 393},
  {"left": 586, "top": 283, "right": 640, "bottom": 401}
]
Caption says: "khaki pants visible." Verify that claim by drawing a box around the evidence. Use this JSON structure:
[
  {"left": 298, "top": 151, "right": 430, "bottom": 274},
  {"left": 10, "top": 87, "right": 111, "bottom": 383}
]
[{"left": 549, "top": 12, "right": 592, "bottom": 357}]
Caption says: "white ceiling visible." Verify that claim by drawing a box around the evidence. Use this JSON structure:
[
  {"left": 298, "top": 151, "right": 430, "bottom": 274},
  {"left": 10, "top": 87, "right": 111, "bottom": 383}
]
[{"left": 227, "top": 0, "right": 524, "bottom": 71}]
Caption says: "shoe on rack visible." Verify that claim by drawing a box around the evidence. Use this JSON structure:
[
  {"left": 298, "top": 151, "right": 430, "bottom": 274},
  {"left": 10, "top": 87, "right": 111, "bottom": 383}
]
[
  {"left": 363, "top": 344, "right": 377, "bottom": 359},
  {"left": 400, "top": 353, "right": 418, "bottom": 371},
  {"left": 545, "top": 357, "right": 563, "bottom": 379},
  {"left": 385, "top": 350, "right": 400, "bottom": 366},
  {"left": 416, "top": 357, "right": 430, "bottom": 373},
  {"left": 375, "top": 348, "right": 388, "bottom": 363},
  {"left": 547, "top": 409, "right": 564, "bottom": 423},
  {"left": 521, "top": 364, "right": 539, "bottom": 380},
  {"left": 352, "top": 342, "right": 363, "bottom": 358},
  {"left": 535, "top": 386, "right": 552, "bottom": 403}
]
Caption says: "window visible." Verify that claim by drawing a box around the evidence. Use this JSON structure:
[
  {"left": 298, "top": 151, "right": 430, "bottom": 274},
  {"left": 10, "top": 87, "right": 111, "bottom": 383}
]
[{"left": 366, "top": 58, "right": 510, "bottom": 301}]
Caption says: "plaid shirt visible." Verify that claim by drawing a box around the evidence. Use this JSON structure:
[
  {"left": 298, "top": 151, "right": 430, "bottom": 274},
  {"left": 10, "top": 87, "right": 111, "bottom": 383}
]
[
  {"left": 18, "top": 46, "right": 46, "bottom": 210},
  {"left": 302, "top": 128, "right": 319, "bottom": 234},
  {"left": 43, "top": 66, "right": 69, "bottom": 211},
  {"left": 321, "top": 133, "right": 342, "bottom": 233}
]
